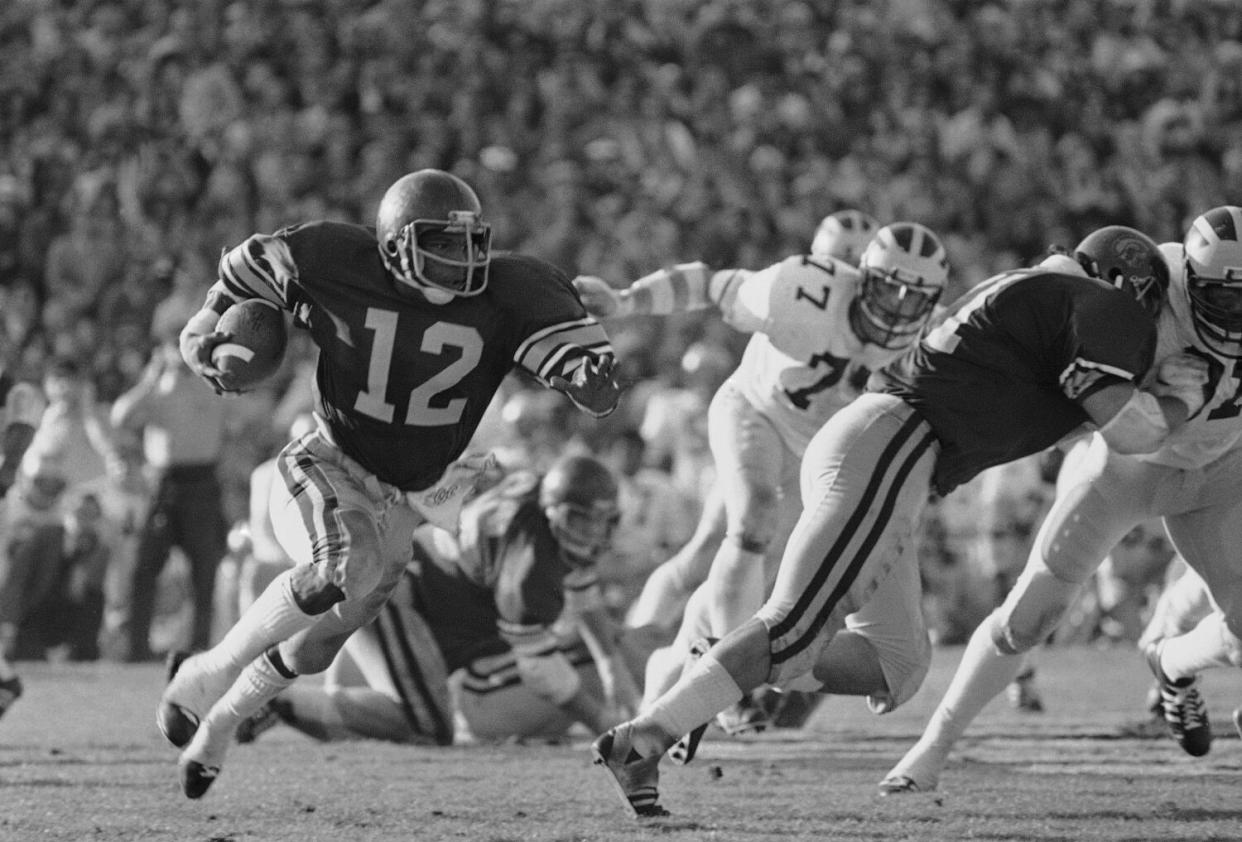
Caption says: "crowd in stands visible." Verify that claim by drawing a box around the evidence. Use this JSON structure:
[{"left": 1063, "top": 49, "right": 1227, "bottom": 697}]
[{"left": 0, "top": 0, "right": 1235, "bottom": 661}]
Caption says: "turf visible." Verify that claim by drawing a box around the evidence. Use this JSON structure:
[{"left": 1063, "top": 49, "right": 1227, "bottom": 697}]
[{"left": 3, "top": 645, "right": 1241, "bottom": 841}]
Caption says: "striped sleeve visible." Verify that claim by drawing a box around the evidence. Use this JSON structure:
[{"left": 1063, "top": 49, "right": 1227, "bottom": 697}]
[
  {"left": 618, "top": 262, "right": 715, "bottom": 315},
  {"left": 215, "top": 233, "right": 297, "bottom": 309},
  {"left": 496, "top": 618, "right": 561, "bottom": 657},
  {"left": 513, "top": 317, "right": 614, "bottom": 384}
]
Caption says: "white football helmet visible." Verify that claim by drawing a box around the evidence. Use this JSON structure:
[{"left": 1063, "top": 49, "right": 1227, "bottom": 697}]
[
  {"left": 855, "top": 222, "right": 948, "bottom": 348},
  {"left": 1182, "top": 205, "right": 1242, "bottom": 357},
  {"left": 811, "top": 209, "right": 880, "bottom": 265}
]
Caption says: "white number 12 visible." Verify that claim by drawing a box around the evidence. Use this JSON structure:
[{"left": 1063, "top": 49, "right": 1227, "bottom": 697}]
[{"left": 353, "top": 308, "right": 483, "bottom": 426}]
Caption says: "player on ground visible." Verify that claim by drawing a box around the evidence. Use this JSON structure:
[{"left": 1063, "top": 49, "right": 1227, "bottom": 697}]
[
  {"left": 591, "top": 224, "right": 1199, "bottom": 817},
  {"left": 157, "top": 169, "right": 625, "bottom": 798},
  {"left": 578, "top": 215, "right": 952, "bottom": 738},
  {"left": 880, "top": 208, "right": 1242, "bottom": 794},
  {"left": 237, "top": 454, "right": 640, "bottom": 745}
]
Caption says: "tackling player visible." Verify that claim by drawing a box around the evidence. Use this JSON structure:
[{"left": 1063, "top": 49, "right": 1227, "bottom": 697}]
[
  {"left": 577, "top": 214, "right": 954, "bottom": 737},
  {"left": 592, "top": 224, "right": 1199, "bottom": 818},
  {"left": 157, "top": 169, "right": 625, "bottom": 798},
  {"left": 881, "top": 206, "right": 1242, "bottom": 792},
  {"left": 237, "top": 454, "right": 639, "bottom": 745}
]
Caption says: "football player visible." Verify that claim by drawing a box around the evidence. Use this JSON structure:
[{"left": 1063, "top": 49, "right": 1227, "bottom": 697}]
[
  {"left": 157, "top": 169, "right": 625, "bottom": 798},
  {"left": 880, "top": 207, "right": 1242, "bottom": 793},
  {"left": 236, "top": 454, "right": 639, "bottom": 745},
  {"left": 592, "top": 224, "right": 1201, "bottom": 818},
  {"left": 579, "top": 214, "right": 951, "bottom": 737},
  {"left": 0, "top": 371, "right": 45, "bottom": 719}
]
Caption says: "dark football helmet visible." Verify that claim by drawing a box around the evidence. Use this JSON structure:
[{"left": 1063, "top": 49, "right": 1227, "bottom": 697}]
[
  {"left": 855, "top": 222, "right": 948, "bottom": 349},
  {"left": 1182, "top": 205, "right": 1242, "bottom": 358},
  {"left": 811, "top": 209, "right": 881, "bottom": 265},
  {"left": 1073, "top": 225, "right": 1169, "bottom": 318},
  {"left": 539, "top": 454, "right": 620, "bottom": 566},
  {"left": 375, "top": 169, "right": 492, "bottom": 303}
]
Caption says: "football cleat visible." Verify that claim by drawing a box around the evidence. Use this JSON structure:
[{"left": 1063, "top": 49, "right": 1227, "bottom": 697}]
[
  {"left": 878, "top": 774, "right": 926, "bottom": 796},
  {"left": 156, "top": 650, "right": 198, "bottom": 748},
  {"left": 234, "top": 698, "right": 289, "bottom": 744},
  {"left": 715, "top": 693, "right": 769, "bottom": 736},
  {"left": 591, "top": 723, "right": 670, "bottom": 818},
  {"left": 0, "top": 675, "right": 22, "bottom": 720},
  {"left": 179, "top": 757, "right": 220, "bottom": 800},
  {"left": 1146, "top": 642, "right": 1211, "bottom": 757},
  {"left": 1006, "top": 668, "right": 1045, "bottom": 713}
]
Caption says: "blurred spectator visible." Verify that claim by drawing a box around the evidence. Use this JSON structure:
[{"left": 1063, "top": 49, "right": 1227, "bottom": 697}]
[
  {"left": 0, "top": 453, "right": 68, "bottom": 659},
  {"left": 110, "top": 336, "right": 229, "bottom": 661}
]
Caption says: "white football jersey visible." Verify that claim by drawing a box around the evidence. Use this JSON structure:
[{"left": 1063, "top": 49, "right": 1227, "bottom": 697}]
[
  {"left": 722, "top": 254, "right": 914, "bottom": 455},
  {"left": 1137, "top": 243, "right": 1242, "bottom": 469}
]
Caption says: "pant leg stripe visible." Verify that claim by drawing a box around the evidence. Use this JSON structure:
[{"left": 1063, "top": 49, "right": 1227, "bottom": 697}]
[
  {"left": 771, "top": 428, "right": 935, "bottom": 665},
  {"left": 377, "top": 602, "right": 454, "bottom": 745},
  {"left": 768, "top": 411, "right": 926, "bottom": 641},
  {"left": 278, "top": 449, "right": 346, "bottom": 560}
]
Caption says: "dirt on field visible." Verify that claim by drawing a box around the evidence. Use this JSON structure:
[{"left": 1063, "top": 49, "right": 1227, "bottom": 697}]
[{"left": 3, "top": 646, "right": 1242, "bottom": 842}]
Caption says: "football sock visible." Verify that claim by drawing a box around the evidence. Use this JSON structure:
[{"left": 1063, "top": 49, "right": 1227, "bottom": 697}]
[
  {"left": 194, "top": 570, "right": 317, "bottom": 681},
  {"left": 209, "top": 648, "right": 298, "bottom": 732},
  {"left": 919, "top": 612, "right": 1025, "bottom": 751},
  {"left": 641, "top": 653, "right": 743, "bottom": 746},
  {"left": 706, "top": 543, "right": 766, "bottom": 638},
  {"left": 1158, "top": 612, "right": 1235, "bottom": 682}
]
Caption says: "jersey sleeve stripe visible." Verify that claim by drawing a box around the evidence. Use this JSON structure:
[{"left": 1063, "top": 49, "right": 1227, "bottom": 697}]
[
  {"left": 1059, "top": 358, "right": 1139, "bottom": 400},
  {"left": 496, "top": 620, "right": 559, "bottom": 656},
  {"left": 515, "top": 319, "right": 613, "bottom": 378},
  {"left": 217, "top": 236, "right": 294, "bottom": 307}
]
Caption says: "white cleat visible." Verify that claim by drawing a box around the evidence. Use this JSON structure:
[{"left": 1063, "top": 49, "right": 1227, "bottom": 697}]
[{"left": 156, "top": 652, "right": 237, "bottom": 749}]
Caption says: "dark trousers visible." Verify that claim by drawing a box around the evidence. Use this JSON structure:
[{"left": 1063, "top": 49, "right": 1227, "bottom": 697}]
[{"left": 124, "top": 464, "right": 227, "bottom": 659}]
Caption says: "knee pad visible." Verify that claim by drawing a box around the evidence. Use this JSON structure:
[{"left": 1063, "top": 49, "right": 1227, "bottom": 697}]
[
  {"left": 288, "top": 565, "right": 346, "bottom": 615},
  {"left": 991, "top": 566, "right": 1081, "bottom": 655}
]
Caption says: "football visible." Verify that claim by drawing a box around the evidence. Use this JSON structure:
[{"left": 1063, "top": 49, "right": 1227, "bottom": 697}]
[{"left": 210, "top": 299, "right": 288, "bottom": 391}]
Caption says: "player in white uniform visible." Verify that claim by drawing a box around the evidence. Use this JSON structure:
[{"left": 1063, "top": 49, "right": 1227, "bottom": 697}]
[
  {"left": 576, "top": 217, "right": 947, "bottom": 738},
  {"left": 881, "top": 206, "right": 1242, "bottom": 793},
  {"left": 622, "top": 210, "right": 880, "bottom": 638}
]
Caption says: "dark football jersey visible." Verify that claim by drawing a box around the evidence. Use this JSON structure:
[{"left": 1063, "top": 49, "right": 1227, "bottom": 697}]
[
  {"left": 870, "top": 268, "right": 1157, "bottom": 495},
  {"left": 407, "top": 471, "right": 596, "bottom": 669},
  {"left": 214, "top": 221, "right": 611, "bottom": 490}
]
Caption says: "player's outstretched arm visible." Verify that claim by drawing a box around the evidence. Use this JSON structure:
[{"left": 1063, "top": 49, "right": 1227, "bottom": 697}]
[{"left": 573, "top": 263, "right": 750, "bottom": 319}]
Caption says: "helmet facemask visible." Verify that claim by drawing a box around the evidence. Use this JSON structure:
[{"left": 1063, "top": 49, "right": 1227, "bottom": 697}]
[
  {"left": 1184, "top": 206, "right": 1242, "bottom": 359},
  {"left": 382, "top": 210, "right": 492, "bottom": 301},
  {"left": 856, "top": 266, "right": 942, "bottom": 349},
  {"left": 545, "top": 499, "right": 621, "bottom": 567}
]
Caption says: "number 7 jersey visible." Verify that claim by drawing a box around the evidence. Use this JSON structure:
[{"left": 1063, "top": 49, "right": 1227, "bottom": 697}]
[{"left": 213, "top": 220, "right": 612, "bottom": 491}]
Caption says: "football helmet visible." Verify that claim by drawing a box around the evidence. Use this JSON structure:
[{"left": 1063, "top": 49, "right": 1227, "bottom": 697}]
[
  {"left": 375, "top": 169, "right": 492, "bottom": 303},
  {"left": 1073, "top": 225, "right": 1169, "bottom": 318},
  {"left": 1182, "top": 205, "right": 1242, "bottom": 357},
  {"left": 539, "top": 454, "right": 621, "bottom": 567},
  {"left": 855, "top": 222, "right": 948, "bottom": 349},
  {"left": 811, "top": 209, "right": 880, "bottom": 265}
]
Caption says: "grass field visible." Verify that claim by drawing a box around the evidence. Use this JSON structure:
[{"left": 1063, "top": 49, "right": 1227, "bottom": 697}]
[{"left": 4, "top": 644, "right": 1242, "bottom": 842}]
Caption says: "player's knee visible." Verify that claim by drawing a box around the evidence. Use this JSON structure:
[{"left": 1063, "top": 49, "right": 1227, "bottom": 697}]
[{"left": 287, "top": 565, "right": 346, "bottom": 615}]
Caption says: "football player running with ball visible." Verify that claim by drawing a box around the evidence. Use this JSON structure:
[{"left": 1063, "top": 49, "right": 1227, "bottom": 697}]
[
  {"left": 578, "top": 215, "right": 955, "bottom": 739},
  {"left": 592, "top": 224, "right": 1202, "bottom": 818},
  {"left": 159, "top": 169, "right": 625, "bottom": 798},
  {"left": 882, "top": 206, "right": 1242, "bottom": 793}
]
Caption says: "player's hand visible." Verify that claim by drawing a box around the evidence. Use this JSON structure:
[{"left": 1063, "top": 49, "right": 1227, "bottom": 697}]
[
  {"left": 180, "top": 330, "right": 241, "bottom": 395},
  {"left": 1150, "top": 351, "right": 1210, "bottom": 416},
  {"left": 550, "top": 355, "right": 628, "bottom": 418},
  {"left": 572, "top": 275, "right": 627, "bottom": 318}
]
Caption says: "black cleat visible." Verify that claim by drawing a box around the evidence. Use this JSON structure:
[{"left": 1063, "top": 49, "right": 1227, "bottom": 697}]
[{"left": 1146, "top": 643, "right": 1211, "bottom": 757}]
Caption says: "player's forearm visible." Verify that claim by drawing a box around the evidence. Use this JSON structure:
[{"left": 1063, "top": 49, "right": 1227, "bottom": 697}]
[{"left": 616, "top": 263, "right": 747, "bottom": 317}]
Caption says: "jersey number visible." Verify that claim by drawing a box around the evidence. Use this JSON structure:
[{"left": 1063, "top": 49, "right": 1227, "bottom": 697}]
[{"left": 354, "top": 308, "right": 483, "bottom": 426}]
